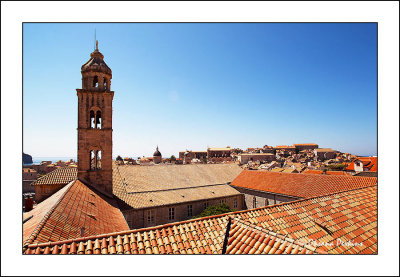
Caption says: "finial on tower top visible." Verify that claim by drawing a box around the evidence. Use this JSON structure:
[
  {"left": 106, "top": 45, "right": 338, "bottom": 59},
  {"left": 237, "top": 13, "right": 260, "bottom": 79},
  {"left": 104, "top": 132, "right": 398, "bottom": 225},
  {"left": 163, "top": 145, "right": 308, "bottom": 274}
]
[{"left": 96, "top": 40, "right": 98, "bottom": 50}]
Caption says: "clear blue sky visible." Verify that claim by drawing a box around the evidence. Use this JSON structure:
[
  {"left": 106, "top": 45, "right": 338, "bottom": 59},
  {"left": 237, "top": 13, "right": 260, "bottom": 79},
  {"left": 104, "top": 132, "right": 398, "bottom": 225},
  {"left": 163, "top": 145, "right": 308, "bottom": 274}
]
[{"left": 23, "top": 23, "right": 377, "bottom": 158}]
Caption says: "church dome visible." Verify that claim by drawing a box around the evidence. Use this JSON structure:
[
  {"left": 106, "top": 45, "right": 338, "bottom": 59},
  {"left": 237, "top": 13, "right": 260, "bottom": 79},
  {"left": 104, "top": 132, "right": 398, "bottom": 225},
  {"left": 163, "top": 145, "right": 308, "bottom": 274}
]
[
  {"left": 81, "top": 41, "right": 112, "bottom": 75},
  {"left": 153, "top": 146, "right": 162, "bottom": 157}
]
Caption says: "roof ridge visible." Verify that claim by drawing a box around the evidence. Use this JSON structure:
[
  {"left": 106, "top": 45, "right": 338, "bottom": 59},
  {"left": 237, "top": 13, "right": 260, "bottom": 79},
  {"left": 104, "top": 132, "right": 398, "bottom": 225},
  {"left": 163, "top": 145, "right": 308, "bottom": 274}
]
[{"left": 23, "top": 179, "right": 77, "bottom": 252}]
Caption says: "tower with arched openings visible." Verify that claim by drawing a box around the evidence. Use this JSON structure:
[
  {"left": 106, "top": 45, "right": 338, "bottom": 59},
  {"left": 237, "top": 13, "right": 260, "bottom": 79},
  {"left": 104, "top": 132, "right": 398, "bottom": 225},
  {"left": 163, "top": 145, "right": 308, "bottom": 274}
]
[{"left": 76, "top": 41, "right": 114, "bottom": 195}]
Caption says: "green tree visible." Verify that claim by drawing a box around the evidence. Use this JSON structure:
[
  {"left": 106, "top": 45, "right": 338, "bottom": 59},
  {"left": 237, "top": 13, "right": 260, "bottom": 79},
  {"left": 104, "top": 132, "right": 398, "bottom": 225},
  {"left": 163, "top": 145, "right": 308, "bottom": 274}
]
[
  {"left": 116, "top": 155, "right": 123, "bottom": 162},
  {"left": 170, "top": 155, "right": 176, "bottom": 162},
  {"left": 192, "top": 203, "right": 233, "bottom": 219}
]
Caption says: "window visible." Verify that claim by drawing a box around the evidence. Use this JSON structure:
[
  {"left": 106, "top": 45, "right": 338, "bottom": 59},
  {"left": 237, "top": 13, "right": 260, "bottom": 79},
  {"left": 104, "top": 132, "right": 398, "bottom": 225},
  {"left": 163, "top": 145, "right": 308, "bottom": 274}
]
[
  {"left": 253, "top": 196, "right": 257, "bottom": 209},
  {"left": 93, "top": 76, "right": 98, "bottom": 88},
  {"left": 204, "top": 201, "right": 209, "bottom": 209},
  {"left": 96, "top": 150, "right": 102, "bottom": 170},
  {"left": 147, "top": 210, "right": 154, "bottom": 224},
  {"left": 90, "top": 150, "right": 102, "bottom": 170},
  {"left": 96, "top": 111, "right": 102, "bottom": 129},
  {"left": 90, "top": 150, "right": 96, "bottom": 170},
  {"left": 233, "top": 198, "right": 238, "bottom": 208},
  {"left": 265, "top": 199, "right": 269, "bottom": 206},
  {"left": 90, "top": 110, "right": 95, "bottom": 128},
  {"left": 169, "top": 207, "right": 175, "bottom": 220},
  {"left": 103, "top": 78, "right": 108, "bottom": 89},
  {"left": 220, "top": 199, "right": 226, "bottom": 205},
  {"left": 187, "top": 205, "right": 193, "bottom": 217},
  {"left": 89, "top": 110, "right": 102, "bottom": 129}
]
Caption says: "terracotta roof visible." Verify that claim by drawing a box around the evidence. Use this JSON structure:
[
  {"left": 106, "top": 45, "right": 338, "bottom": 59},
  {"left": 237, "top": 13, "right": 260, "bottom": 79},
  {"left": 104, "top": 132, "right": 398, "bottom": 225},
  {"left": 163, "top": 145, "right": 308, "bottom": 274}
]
[
  {"left": 24, "top": 185, "right": 376, "bottom": 254},
  {"left": 113, "top": 164, "right": 242, "bottom": 209},
  {"left": 303, "top": 170, "right": 351, "bottom": 176},
  {"left": 31, "top": 167, "right": 77, "bottom": 186},
  {"left": 275, "top": 145, "right": 295, "bottom": 149},
  {"left": 346, "top": 157, "right": 377, "bottom": 172},
  {"left": 293, "top": 143, "right": 318, "bottom": 146},
  {"left": 225, "top": 218, "right": 322, "bottom": 254},
  {"left": 230, "top": 170, "right": 376, "bottom": 199},
  {"left": 23, "top": 179, "right": 129, "bottom": 251},
  {"left": 25, "top": 214, "right": 230, "bottom": 254},
  {"left": 234, "top": 185, "right": 377, "bottom": 254},
  {"left": 208, "top": 147, "right": 231, "bottom": 151},
  {"left": 314, "top": 148, "right": 336, "bottom": 152}
]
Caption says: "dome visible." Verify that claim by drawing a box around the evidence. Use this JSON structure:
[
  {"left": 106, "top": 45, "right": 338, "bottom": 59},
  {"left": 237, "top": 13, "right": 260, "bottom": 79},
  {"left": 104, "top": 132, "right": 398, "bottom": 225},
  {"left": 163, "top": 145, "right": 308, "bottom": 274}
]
[
  {"left": 153, "top": 146, "right": 162, "bottom": 157},
  {"left": 81, "top": 41, "right": 112, "bottom": 75}
]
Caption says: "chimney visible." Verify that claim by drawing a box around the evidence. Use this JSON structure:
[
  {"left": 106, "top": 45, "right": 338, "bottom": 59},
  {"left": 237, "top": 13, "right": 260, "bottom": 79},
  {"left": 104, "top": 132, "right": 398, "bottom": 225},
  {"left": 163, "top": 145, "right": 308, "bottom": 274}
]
[{"left": 24, "top": 197, "right": 33, "bottom": 212}]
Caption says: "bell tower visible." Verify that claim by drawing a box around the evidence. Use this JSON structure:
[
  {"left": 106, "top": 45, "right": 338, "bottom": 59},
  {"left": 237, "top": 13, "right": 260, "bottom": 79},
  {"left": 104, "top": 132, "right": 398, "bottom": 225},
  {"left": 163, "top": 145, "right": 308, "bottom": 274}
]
[{"left": 76, "top": 41, "right": 114, "bottom": 195}]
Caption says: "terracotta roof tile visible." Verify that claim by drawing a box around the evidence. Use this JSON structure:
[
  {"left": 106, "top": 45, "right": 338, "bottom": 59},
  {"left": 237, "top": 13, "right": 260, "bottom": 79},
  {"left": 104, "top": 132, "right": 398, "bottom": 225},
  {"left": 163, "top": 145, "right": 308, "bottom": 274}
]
[
  {"left": 231, "top": 170, "right": 376, "bottom": 198},
  {"left": 25, "top": 185, "right": 376, "bottom": 254},
  {"left": 23, "top": 179, "right": 129, "bottom": 251},
  {"left": 31, "top": 167, "right": 77, "bottom": 186}
]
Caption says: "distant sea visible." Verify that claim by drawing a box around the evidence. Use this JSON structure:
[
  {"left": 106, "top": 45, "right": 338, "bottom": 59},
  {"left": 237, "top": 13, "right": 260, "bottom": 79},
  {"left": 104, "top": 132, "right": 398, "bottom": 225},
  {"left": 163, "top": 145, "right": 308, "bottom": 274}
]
[
  {"left": 24, "top": 157, "right": 77, "bottom": 165},
  {"left": 25, "top": 156, "right": 140, "bottom": 165}
]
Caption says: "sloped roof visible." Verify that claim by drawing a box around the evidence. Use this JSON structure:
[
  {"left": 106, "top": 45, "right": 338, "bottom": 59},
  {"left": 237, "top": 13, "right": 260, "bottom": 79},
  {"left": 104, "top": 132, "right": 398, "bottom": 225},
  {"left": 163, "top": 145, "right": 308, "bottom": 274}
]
[
  {"left": 303, "top": 170, "right": 351, "bottom": 176},
  {"left": 24, "top": 185, "right": 376, "bottom": 254},
  {"left": 230, "top": 170, "right": 376, "bottom": 199},
  {"left": 31, "top": 167, "right": 77, "bottom": 186},
  {"left": 23, "top": 180, "right": 129, "bottom": 251},
  {"left": 225, "top": 218, "right": 322, "bottom": 254},
  {"left": 113, "top": 164, "right": 242, "bottom": 209},
  {"left": 234, "top": 185, "right": 377, "bottom": 254},
  {"left": 346, "top": 157, "right": 377, "bottom": 172}
]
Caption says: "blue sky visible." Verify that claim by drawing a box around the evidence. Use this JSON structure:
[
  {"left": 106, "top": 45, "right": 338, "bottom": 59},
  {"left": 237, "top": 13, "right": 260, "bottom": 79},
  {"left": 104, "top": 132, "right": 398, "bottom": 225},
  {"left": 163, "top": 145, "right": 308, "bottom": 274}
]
[{"left": 23, "top": 23, "right": 377, "bottom": 158}]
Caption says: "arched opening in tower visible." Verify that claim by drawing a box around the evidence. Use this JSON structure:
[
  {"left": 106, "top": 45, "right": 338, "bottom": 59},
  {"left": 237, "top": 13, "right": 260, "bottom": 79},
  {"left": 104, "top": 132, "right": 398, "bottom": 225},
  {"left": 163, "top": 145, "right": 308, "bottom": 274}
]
[
  {"left": 96, "top": 150, "right": 102, "bottom": 170},
  {"left": 90, "top": 150, "right": 96, "bottom": 170},
  {"left": 90, "top": 110, "right": 95, "bottom": 129},
  {"left": 103, "top": 78, "right": 108, "bottom": 90},
  {"left": 93, "top": 76, "right": 99, "bottom": 88},
  {"left": 96, "top": 111, "right": 102, "bottom": 129}
]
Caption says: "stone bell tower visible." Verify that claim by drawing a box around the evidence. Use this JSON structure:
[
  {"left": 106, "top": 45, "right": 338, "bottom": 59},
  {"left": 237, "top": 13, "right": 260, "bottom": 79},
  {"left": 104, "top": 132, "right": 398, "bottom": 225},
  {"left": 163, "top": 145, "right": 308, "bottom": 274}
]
[{"left": 76, "top": 41, "right": 114, "bottom": 196}]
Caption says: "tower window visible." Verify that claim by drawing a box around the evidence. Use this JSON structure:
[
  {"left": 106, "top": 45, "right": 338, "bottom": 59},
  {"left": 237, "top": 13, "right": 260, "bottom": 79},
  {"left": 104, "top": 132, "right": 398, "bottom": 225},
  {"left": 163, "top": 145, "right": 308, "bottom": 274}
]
[
  {"left": 90, "top": 150, "right": 96, "bottom": 170},
  {"left": 96, "top": 150, "right": 102, "bottom": 170},
  {"left": 90, "top": 110, "right": 95, "bottom": 128},
  {"left": 93, "top": 76, "right": 98, "bottom": 88},
  {"left": 103, "top": 78, "right": 108, "bottom": 89},
  {"left": 96, "top": 111, "right": 102, "bottom": 129},
  {"left": 90, "top": 150, "right": 102, "bottom": 170},
  {"left": 89, "top": 110, "right": 102, "bottom": 129}
]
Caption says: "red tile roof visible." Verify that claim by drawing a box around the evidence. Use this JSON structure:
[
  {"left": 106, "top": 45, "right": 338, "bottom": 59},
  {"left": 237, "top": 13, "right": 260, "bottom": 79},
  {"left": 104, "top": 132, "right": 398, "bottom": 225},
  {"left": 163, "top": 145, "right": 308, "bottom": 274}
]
[
  {"left": 31, "top": 167, "right": 77, "bottom": 186},
  {"left": 23, "top": 179, "right": 129, "bottom": 251},
  {"left": 303, "top": 170, "right": 351, "bottom": 176},
  {"left": 24, "top": 185, "right": 376, "bottom": 254},
  {"left": 226, "top": 218, "right": 323, "bottom": 254},
  {"left": 346, "top": 157, "right": 377, "bottom": 172},
  {"left": 234, "top": 185, "right": 377, "bottom": 254},
  {"left": 230, "top": 170, "right": 376, "bottom": 198}
]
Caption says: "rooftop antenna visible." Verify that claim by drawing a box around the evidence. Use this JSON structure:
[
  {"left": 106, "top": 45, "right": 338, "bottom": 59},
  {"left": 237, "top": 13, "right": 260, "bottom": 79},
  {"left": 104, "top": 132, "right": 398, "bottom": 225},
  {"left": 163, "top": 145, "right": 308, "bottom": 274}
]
[{"left": 94, "top": 28, "right": 96, "bottom": 50}]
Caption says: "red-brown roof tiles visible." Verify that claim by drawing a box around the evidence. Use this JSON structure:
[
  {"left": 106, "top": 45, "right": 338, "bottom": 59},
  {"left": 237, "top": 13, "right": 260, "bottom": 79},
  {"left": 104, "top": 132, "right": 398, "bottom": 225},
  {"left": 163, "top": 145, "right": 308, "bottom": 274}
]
[
  {"left": 234, "top": 185, "right": 377, "bottom": 254},
  {"left": 230, "top": 170, "right": 376, "bottom": 199},
  {"left": 24, "top": 185, "right": 377, "bottom": 254},
  {"left": 23, "top": 179, "right": 129, "bottom": 251},
  {"left": 31, "top": 167, "right": 77, "bottom": 186}
]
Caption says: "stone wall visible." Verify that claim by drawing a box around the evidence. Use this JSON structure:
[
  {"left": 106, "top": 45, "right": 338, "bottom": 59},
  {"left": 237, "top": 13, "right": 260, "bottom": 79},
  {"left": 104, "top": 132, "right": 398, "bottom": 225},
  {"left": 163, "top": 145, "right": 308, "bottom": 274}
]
[
  {"left": 231, "top": 186, "right": 301, "bottom": 209},
  {"left": 122, "top": 195, "right": 243, "bottom": 229}
]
